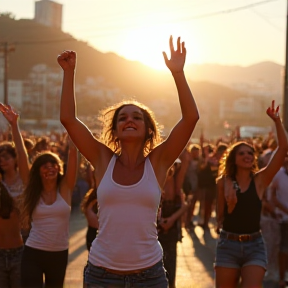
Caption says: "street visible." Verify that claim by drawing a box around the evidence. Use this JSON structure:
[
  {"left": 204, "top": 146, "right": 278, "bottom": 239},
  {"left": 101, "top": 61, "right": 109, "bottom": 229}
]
[{"left": 65, "top": 210, "right": 278, "bottom": 288}]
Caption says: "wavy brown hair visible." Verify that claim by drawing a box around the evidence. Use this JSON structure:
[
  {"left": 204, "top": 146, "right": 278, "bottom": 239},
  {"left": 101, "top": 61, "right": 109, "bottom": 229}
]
[
  {"left": 98, "top": 100, "right": 162, "bottom": 156},
  {"left": 80, "top": 188, "right": 98, "bottom": 214},
  {"left": 218, "top": 141, "right": 259, "bottom": 180},
  {"left": 0, "top": 142, "right": 17, "bottom": 175},
  {"left": 21, "top": 152, "right": 63, "bottom": 228},
  {"left": 0, "top": 181, "right": 14, "bottom": 219}
]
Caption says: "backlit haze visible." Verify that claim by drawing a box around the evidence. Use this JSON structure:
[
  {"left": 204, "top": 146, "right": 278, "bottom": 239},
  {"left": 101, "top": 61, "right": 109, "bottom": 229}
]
[{"left": 1, "top": 0, "right": 287, "bottom": 69}]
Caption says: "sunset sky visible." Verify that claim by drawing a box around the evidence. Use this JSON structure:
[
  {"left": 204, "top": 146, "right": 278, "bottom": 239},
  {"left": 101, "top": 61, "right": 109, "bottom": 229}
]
[{"left": 1, "top": 0, "right": 287, "bottom": 69}]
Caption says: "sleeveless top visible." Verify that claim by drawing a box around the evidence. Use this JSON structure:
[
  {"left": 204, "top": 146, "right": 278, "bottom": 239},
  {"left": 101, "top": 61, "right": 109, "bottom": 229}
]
[
  {"left": 26, "top": 191, "right": 71, "bottom": 251},
  {"left": 223, "top": 179, "right": 261, "bottom": 234},
  {"left": 88, "top": 155, "right": 163, "bottom": 270}
]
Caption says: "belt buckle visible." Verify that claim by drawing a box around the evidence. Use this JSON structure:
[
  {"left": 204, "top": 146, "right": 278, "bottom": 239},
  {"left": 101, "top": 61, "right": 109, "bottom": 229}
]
[{"left": 239, "top": 234, "right": 249, "bottom": 242}]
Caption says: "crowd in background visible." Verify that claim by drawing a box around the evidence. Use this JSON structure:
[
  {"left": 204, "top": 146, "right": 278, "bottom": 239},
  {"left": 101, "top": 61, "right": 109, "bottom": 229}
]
[{"left": 1, "top": 119, "right": 288, "bottom": 287}]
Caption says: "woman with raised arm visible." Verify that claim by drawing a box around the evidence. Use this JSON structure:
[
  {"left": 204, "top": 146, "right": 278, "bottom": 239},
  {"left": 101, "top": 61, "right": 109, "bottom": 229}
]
[
  {"left": 215, "top": 101, "right": 287, "bottom": 288},
  {"left": 58, "top": 36, "right": 199, "bottom": 288},
  {"left": 0, "top": 104, "right": 30, "bottom": 197},
  {"left": 20, "top": 140, "right": 78, "bottom": 288}
]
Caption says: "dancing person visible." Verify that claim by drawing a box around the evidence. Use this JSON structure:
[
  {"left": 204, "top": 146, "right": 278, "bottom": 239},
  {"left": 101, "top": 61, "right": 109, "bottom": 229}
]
[
  {"left": 158, "top": 150, "right": 189, "bottom": 288},
  {"left": 215, "top": 101, "right": 287, "bottom": 288},
  {"left": 0, "top": 104, "right": 30, "bottom": 198},
  {"left": 270, "top": 152, "right": 288, "bottom": 287},
  {"left": 58, "top": 35, "right": 199, "bottom": 288},
  {"left": 20, "top": 141, "right": 78, "bottom": 288},
  {"left": 183, "top": 143, "right": 201, "bottom": 229},
  {"left": 81, "top": 188, "right": 98, "bottom": 251},
  {"left": 0, "top": 181, "right": 23, "bottom": 288},
  {"left": 0, "top": 104, "right": 30, "bottom": 242}
]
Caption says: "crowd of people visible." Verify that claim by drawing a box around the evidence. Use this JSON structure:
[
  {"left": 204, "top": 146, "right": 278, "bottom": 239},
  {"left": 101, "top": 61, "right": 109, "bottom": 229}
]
[{"left": 0, "top": 36, "right": 287, "bottom": 288}]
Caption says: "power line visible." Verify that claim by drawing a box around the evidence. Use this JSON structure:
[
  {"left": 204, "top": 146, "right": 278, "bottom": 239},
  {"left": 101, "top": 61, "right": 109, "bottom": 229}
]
[
  {"left": 176, "top": 0, "right": 280, "bottom": 21},
  {"left": 9, "top": 0, "right": 282, "bottom": 45}
]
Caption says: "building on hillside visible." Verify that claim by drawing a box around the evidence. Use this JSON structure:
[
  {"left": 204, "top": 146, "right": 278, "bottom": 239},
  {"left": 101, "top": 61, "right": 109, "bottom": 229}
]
[
  {"left": 34, "top": 0, "right": 62, "bottom": 30},
  {"left": 22, "top": 64, "right": 62, "bottom": 120}
]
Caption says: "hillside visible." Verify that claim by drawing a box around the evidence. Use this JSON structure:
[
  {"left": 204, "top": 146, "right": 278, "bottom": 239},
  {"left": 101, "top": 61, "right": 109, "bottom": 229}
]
[
  {"left": 0, "top": 15, "right": 170, "bottom": 103},
  {"left": 185, "top": 62, "right": 283, "bottom": 95},
  {"left": 0, "top": 15, "right": 278, "bottom": 137}
]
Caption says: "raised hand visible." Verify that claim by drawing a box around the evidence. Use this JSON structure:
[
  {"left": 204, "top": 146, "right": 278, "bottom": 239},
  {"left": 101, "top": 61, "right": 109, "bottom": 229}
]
[
  {"left": 162, "top": 36, "right": 186, "bottom": 74},
  {"left": 57, "top": 50, "right": 76, "bottom": 71},
  {"left": 266, "top": 100, "right": 280, "bottom": 121},
  {"left": 0, "top": 103, "right": 19, "bottom": 126}
]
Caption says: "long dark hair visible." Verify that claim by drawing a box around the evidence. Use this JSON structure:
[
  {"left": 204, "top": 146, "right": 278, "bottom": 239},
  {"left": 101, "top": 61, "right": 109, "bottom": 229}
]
[
  {"left": 21, "top": 152, "right": 63, "bottom": 228},
  {"left": 81, "top": 188, "right": 97, "bottom": 214},
  {"left": 0, "top": 181, "right": 14, "bottom": 219},
  {"left": 0, "top": 142, "right": 17, "bottom": 176}
]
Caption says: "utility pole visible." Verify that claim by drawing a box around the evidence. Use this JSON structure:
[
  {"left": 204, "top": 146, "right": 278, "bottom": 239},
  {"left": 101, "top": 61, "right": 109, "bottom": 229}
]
[
  {"left": 284, "top": 0, "right": 288, "bottom": 131},
  {"left": 0, "top": 42, "right": 15, "bottom": 105}
]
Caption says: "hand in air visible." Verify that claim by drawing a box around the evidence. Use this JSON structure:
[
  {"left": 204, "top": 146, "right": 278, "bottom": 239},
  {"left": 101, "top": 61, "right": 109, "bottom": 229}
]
[
  {"left": 0, "top": 103, "right": 19, "bottom": 125},
  {"left": 266, "top": 100, "right": 280, "bottom": 121},
  {"left": 163, "top": 36, "right": 186, "bottom": 74},
  {"left": 57, "top": 50, "right": 76, "bottom": 71}
]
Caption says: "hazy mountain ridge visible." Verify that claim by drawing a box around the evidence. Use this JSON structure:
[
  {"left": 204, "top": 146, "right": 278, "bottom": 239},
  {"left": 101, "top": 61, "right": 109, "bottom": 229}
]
[
  {"left": 185, "top": 62, "right": 283, "bottom": 94},
  {"left": 0, "top": 15, "right": 281, "bottom": 136}
]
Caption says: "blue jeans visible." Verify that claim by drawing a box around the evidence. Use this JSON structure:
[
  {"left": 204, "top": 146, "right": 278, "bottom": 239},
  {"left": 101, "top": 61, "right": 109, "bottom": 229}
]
[
  {"left": 84, "top": 260, "right": 168, "bottom": 288},
  {"left": 0, "top": 246, "right": 23, "bottom": 288},
  {"left": 215, "top": 234, "right": 267, "bottom": 270}
]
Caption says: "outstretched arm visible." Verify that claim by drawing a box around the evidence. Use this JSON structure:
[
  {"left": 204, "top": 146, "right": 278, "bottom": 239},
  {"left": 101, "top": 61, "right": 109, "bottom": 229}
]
[
  {"left": 57, "top": 51, "right": 110, "bottom": 168},
  {"left": 59, "top": 138, "right": 78, "bottom": 206},
  {"left": 151, "top": 36, "right": 199, "bottom": 176},
  {"left": 0, "top": 104, "right": 30, "bottom": 186},
  {"left": 257, "top": 101, "right": 288, "bottom": 192}
]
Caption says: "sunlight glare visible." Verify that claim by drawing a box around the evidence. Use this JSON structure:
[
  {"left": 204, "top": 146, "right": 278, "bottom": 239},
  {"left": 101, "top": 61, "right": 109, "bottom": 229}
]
[{"left": 120, "top": 24, "right": 191, "bottom": 70}]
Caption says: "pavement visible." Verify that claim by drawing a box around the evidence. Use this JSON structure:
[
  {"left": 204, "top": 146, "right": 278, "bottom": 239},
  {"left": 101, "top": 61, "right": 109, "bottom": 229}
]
[{"left": 64, "top": 209, "right": 279, "bottom": 288}]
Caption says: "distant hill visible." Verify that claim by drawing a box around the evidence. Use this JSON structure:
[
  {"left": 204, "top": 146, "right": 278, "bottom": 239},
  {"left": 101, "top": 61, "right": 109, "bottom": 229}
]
[
  {"left": 0, "top": 15, "right": 279, "bottom": 137},
  {"left": 185, "top": 62, "right": 283, "bottom": 95},
  {"left": 0, "top": 15, "right": 170, "bottom": 103}
]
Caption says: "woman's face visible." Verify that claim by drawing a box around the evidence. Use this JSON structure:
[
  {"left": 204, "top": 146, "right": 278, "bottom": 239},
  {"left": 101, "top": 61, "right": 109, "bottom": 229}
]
[
  {"left": 39, "top": 161, "right": 59, "bottom": 181},
  {"left": 0, "top": 151, "right": 16, "bottom": 173},
  {"left": 115, "top": 105, "right": 146, "bottom": 142},
  {"left": 235, "top": 145, "right": 255, "bottom": 169}
]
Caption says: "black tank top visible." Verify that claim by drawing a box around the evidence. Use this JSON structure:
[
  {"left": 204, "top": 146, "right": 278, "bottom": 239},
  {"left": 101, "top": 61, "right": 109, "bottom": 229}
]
[{"left": 223, "top": 179, "right": 261, "bottom": 234}]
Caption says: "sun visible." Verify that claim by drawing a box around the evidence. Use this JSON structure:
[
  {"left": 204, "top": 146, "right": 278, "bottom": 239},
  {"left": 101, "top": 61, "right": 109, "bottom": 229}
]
[{"left": 119, "top": 24, "right": 186, "bottom": 70}]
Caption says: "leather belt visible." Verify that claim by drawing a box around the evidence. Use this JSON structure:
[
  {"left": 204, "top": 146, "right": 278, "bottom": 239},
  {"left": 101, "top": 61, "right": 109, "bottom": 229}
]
[
  {"left": 98, "top": 264, "right": 155, "bottom": 275},
  {"left": 220, "top": 231, "right": 262, "bottom": 242}
]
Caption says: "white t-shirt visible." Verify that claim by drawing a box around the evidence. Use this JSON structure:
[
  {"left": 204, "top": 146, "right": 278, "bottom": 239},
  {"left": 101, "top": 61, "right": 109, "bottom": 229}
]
[{"left": 272, "top": 167, "right": 288, "bottom": 222}]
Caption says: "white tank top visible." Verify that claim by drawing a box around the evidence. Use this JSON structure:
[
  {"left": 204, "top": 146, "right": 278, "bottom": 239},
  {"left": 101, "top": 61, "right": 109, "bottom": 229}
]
[
  {"left": 89, "top": 155, "right": 163, "bottom": 270},
  {"left": 26, "top": 191, "right": 71, "bottom": 251}
]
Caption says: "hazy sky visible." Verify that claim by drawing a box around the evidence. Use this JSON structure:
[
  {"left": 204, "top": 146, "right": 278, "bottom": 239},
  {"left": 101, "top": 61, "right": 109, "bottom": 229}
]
[{"left": 1, "top": 0, "right": 287, "bottom": 69}]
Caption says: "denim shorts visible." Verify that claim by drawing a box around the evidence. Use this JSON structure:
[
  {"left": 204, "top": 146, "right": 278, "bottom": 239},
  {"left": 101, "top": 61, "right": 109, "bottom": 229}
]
[
  {"left": 0, "top": 246, "right": 23, "bottom": 288},
  {"left": 280, "top": 222, "right": 288, "bottom": 254},
  {"left": 84, "top": 260, "right": 168, "bottom": 288},
  {"left": 214, "top": 233, "right": 267, "bottom": 270}
]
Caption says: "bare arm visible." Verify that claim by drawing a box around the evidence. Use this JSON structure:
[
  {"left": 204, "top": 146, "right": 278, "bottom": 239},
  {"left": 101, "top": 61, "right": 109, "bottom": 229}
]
[
  {"left": 59, "top": 139, "right": 79, "bottom": 205},
  {"left": 257, "top": 101, "right": 288, "bottom": 192},
  {"left": 216, "top": 177, "right": 225, "bottom": 234},
  {"left": 57, "top": 51, "right": 111, "bottom": 168},
  {"left": 0, "top": 104, "right": 30, "bottom": 186},
  {"left": 151, "top": 36, "right": 199, "bottom": 176}
]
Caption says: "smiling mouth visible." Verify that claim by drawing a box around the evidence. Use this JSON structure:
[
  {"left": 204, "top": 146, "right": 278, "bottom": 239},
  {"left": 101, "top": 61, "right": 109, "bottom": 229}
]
[{"left": 124, "top": 127, "right": 136, "bottom": 131}]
